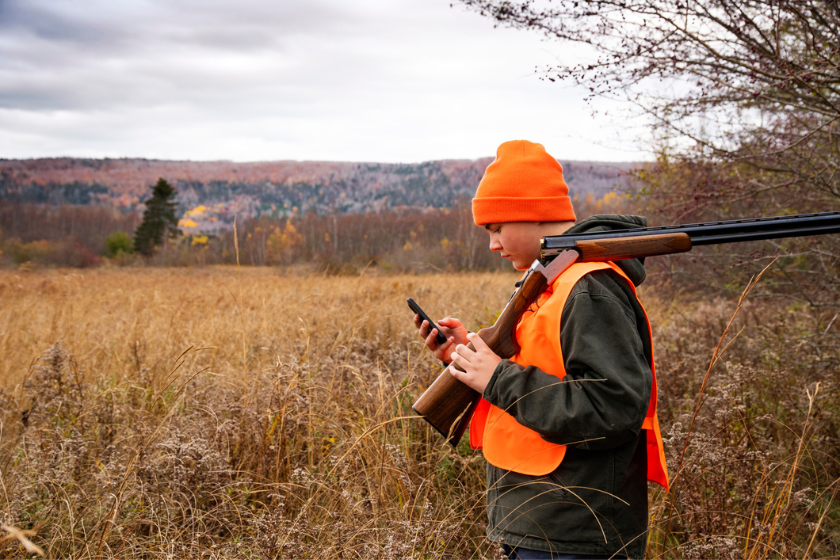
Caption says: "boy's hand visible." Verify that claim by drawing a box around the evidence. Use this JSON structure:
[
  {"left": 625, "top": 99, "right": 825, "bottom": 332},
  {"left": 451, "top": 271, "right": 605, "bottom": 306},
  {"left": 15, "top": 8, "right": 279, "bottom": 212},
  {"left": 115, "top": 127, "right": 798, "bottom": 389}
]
[
  {"left": 448, "top": 332, "right": 502, "bottom": 394},
  {"left": 414, "top": 316, "right": 468, "bottom": 363}
]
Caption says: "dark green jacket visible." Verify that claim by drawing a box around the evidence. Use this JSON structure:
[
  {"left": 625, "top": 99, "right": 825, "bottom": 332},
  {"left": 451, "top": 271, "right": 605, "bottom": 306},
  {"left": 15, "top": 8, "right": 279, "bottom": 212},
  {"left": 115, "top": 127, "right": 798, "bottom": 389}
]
[{"left": 481, "top": 215, "right": 654, "bottom": 559}]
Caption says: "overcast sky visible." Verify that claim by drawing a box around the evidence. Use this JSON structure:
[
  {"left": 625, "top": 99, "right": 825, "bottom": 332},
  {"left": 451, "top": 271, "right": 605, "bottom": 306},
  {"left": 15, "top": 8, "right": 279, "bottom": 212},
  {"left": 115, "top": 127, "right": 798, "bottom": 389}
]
[{"left": 0, "top": 0, "right": 651, "bottom": 163}]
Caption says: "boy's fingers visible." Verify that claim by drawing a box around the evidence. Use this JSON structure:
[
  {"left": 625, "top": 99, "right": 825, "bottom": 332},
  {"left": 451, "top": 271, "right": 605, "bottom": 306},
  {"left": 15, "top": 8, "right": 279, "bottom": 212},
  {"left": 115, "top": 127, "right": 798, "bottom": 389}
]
[
  {"left": 449, "top": 355, "right": 472, "bottom": 380},
  {"left": 454, "top": 345, "right": 473, "bottom": 363},
  {"left": 435, "top": 337, "right": 454, "bottom": 361},
  {"left": 467, "top": 332, "right": 488, "bottom": 351},
  {"left": 439, "top": 317, "right": 462, "bottom": 330},
  {"left": 425, "top": 328, "right": 440, "bottom": 348}
]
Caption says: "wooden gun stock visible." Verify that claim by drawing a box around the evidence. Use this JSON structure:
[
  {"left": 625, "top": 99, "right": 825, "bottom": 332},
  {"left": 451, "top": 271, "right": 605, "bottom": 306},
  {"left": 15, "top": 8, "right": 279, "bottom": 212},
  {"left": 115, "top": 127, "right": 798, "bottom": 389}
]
[
  {"left": 573, "top": 232, "right": 691, "bottom": 261},
  {"left": 411, "top": 251, "right": 580, "bottom": 445}
]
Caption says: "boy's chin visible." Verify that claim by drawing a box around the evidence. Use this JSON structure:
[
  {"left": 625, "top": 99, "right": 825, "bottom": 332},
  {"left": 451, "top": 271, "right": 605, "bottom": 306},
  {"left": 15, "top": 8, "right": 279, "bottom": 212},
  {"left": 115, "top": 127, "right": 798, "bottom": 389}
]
[{"left": 512, "top": 256, "right": 544, "bottom": 270}]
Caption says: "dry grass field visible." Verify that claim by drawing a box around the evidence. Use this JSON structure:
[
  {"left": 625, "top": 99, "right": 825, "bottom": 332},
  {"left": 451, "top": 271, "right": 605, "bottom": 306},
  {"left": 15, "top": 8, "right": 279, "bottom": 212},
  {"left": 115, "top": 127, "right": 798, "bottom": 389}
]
[{"left": 1, "top": 267, "right": 838, "bottom": 558}]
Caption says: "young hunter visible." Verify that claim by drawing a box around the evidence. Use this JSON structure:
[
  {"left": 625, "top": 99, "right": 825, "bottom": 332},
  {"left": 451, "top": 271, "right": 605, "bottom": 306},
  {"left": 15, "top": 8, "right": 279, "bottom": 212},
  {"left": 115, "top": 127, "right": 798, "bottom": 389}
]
[{"left": 414, "top": 140, "right": 669, "bottom": 559}]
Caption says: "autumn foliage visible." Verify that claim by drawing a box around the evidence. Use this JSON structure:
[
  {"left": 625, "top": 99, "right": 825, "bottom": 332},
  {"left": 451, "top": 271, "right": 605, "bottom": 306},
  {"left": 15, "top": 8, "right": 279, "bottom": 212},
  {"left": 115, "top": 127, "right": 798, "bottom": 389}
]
[{"left": 0, "top": 190, "right": 631, "bottom": 272}]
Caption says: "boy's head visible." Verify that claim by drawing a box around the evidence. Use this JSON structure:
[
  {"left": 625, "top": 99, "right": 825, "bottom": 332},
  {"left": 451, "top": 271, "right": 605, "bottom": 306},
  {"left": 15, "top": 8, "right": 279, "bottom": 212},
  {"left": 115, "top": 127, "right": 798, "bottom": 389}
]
[{"left": 473, "top": 140, "right": 576, "bottom": 270}]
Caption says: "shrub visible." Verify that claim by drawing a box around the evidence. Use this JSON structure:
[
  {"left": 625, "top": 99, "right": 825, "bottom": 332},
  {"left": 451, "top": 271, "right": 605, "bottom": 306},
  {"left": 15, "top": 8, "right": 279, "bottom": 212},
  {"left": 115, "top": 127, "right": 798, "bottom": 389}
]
[
  {"left": 104, "top": 232, "right": 134, "bottom": 258},
  {"left": 3, "top": 238, "right": 56, "bottom": 265}
]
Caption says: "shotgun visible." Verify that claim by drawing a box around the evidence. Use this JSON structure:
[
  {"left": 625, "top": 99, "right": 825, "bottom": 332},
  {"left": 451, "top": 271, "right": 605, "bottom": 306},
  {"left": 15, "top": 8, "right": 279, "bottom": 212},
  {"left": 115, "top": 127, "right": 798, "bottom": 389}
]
[{"left": 412, "top": 211, "right": 840, "bottom": 446}]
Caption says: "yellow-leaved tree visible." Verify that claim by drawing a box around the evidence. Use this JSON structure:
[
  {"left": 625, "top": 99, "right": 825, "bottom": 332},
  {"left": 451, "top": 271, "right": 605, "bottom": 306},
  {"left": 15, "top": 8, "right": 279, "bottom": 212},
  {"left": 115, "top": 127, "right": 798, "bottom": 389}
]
[{"left": 267, "top": 220, "right": 303, "bottom": 265}]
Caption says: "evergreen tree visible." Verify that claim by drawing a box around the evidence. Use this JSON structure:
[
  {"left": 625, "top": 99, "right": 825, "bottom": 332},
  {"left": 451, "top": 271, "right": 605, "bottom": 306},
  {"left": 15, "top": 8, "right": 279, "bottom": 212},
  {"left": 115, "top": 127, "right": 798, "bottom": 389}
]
[{"left": 133, "top": 178, "right": 181, "bottom": 256}]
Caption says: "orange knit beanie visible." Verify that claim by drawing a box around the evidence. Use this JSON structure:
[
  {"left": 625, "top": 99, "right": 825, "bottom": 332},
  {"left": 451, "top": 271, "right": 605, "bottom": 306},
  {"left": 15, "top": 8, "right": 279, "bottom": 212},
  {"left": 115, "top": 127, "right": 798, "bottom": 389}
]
[{"left": 472, "top": 140, "right": 576, "bottom": 225}]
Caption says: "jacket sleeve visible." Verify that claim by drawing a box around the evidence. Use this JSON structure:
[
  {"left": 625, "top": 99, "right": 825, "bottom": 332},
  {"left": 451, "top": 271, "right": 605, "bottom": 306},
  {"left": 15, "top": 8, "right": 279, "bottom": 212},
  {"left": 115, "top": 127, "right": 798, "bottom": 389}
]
[{"left": 481, "top": 272, "right": 653, "bottom": 450}]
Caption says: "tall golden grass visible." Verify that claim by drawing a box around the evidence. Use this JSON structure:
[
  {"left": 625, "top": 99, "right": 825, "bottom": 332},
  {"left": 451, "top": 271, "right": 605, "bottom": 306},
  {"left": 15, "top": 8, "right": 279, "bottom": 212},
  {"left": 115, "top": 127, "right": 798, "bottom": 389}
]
[{"left": 1, "top": 267, "right": 837, "bottom": 558}]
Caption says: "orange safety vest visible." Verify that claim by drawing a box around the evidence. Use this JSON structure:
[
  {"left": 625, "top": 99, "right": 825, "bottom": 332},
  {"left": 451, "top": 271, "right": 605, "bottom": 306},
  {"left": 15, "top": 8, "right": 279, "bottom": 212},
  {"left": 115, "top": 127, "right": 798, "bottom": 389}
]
[{"left": 470, "top": 261, "right": 669, "bottom": 491}]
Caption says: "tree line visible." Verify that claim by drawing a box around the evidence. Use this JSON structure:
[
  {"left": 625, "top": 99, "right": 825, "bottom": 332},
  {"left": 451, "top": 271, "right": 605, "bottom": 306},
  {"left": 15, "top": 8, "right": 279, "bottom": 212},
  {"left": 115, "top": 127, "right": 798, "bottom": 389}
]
[{"left": 0, "top": 178, "right": 626, "bottom": 272}]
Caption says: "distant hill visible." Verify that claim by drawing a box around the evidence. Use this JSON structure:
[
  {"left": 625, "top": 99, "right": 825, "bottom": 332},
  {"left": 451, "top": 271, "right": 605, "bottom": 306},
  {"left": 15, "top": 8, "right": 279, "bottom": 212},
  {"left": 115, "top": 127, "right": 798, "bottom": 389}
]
[{"left": 0, "top": 157, "right": 640, "bottom": 231}]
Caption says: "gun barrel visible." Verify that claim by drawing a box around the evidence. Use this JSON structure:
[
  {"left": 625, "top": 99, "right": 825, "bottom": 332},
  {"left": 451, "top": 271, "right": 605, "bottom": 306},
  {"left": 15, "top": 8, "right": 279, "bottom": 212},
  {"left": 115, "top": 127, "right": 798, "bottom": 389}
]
[{"left": 542, "top": 211, "right": 840, "bottom": 259}]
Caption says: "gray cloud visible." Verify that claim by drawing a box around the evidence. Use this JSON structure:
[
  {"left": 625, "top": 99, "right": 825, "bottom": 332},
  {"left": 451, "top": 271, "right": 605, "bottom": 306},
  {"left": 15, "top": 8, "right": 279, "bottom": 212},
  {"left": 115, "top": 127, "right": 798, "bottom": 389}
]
[
  {"left": 0, "top": 0, "right": 650, "bottom": 162},
  {"left": 0, "top": 1, "right": 121, "bottom": 44},
  {"left": 0, "top": 0, "right": 407, "bottom": 111}
]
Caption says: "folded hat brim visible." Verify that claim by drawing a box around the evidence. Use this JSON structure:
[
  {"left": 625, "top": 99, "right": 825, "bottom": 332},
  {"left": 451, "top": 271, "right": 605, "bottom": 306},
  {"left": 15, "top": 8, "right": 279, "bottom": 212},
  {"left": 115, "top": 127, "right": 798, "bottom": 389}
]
[{"left": 472, "top": 196, "right": 577, "bottom": 225}]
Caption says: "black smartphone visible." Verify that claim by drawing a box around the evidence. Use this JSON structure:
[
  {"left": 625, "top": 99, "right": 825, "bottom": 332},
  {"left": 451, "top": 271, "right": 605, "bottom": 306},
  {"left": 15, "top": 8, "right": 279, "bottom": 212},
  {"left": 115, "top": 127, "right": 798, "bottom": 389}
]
[{"left": 407, "top": 297, "right": 448, "bottom": 346}]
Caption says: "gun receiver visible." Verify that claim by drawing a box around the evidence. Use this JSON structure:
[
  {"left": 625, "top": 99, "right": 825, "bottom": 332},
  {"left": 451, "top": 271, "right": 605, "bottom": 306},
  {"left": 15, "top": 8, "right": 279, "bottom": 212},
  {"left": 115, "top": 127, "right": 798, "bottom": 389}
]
[{"left": 413, "top": 211, "right": 840, "bottom": 446}]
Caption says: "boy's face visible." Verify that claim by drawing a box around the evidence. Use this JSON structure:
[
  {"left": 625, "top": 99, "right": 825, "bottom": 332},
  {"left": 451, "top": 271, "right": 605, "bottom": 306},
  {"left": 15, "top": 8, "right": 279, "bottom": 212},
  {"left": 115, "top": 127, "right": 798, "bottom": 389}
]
[{"left": 484, "top": 222, "right": 544, "bottom": 270}]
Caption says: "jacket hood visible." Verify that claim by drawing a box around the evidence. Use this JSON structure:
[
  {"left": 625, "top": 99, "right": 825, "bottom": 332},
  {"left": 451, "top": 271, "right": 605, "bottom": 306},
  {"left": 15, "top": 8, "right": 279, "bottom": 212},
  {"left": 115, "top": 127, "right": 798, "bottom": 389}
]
[{"left": 563, "top": 214, "right": 648, "bottom": 287}]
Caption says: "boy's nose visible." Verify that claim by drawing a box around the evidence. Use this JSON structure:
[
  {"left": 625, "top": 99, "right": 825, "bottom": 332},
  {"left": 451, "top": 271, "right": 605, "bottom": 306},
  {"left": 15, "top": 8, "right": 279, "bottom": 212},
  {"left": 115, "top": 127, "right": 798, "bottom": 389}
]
[{"left": 489, "top": 238, "right": 502, "bottom": 251}]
